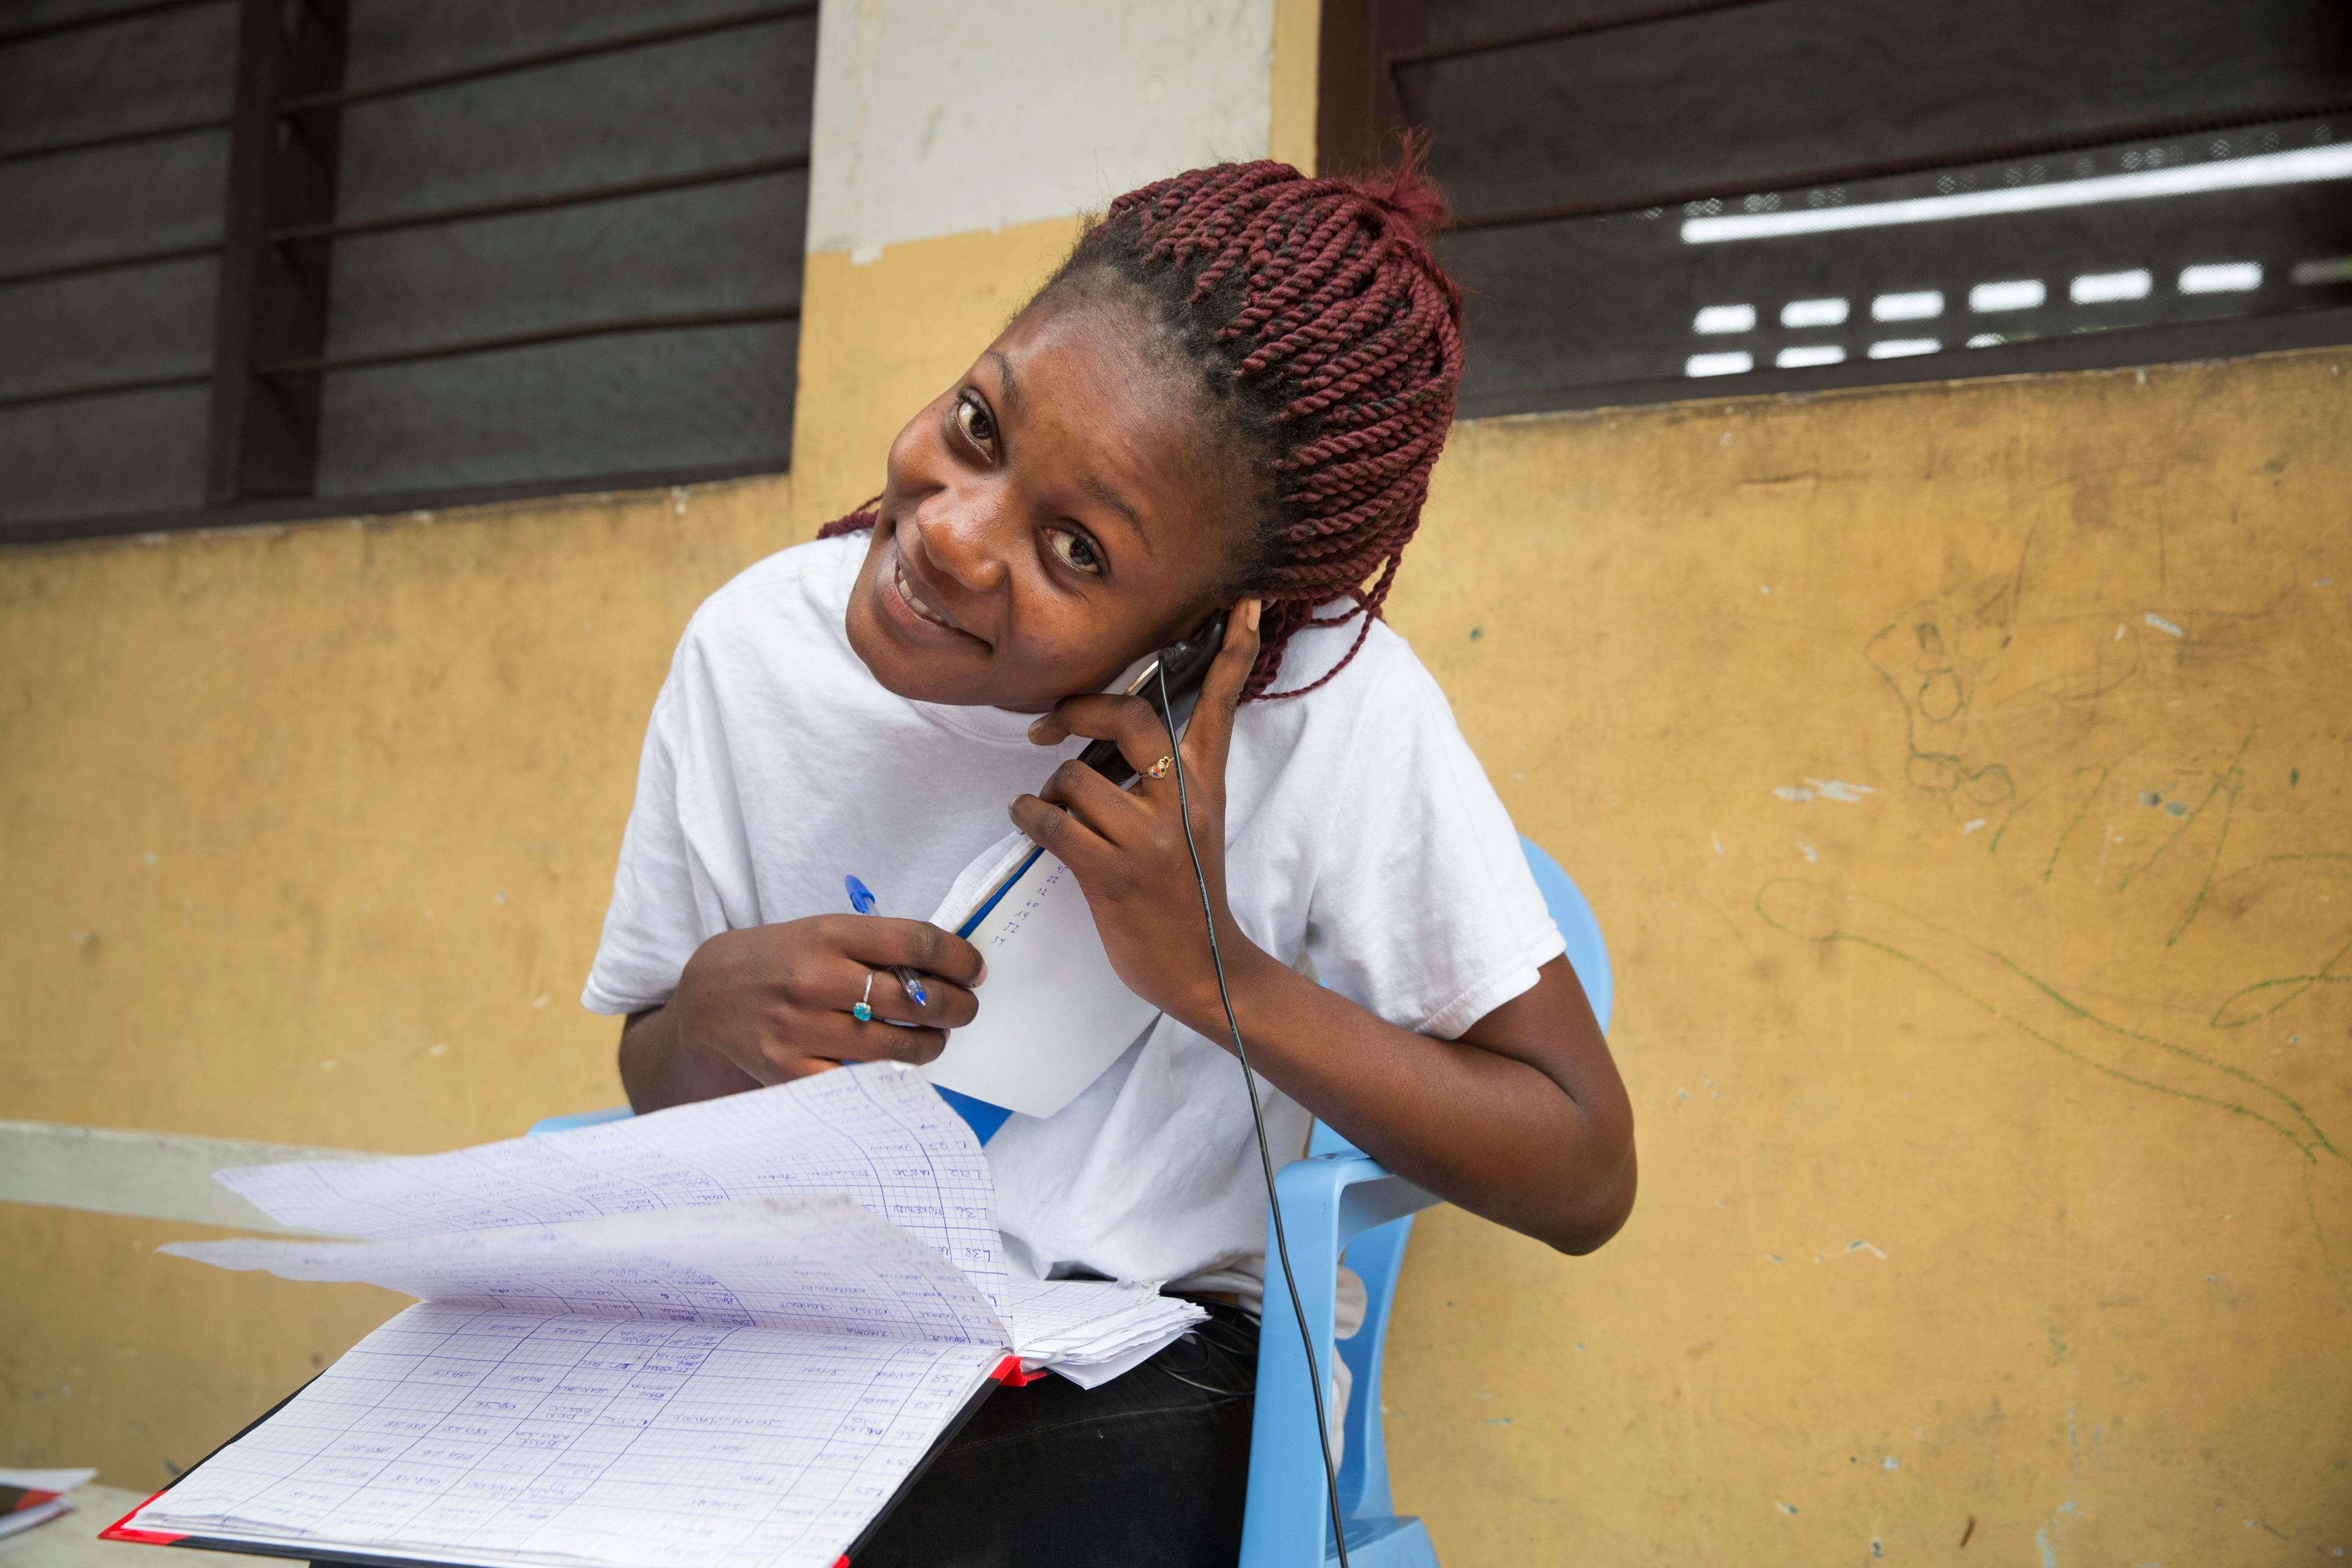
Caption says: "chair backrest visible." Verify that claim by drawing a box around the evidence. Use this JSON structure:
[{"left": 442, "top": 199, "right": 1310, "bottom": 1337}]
[
  {"left": 1311, "top": 834, "right": 1612, "bottom": 1524},
  {"left": 1520, "top": 835, "right": 1614, "bottom": 1035}
]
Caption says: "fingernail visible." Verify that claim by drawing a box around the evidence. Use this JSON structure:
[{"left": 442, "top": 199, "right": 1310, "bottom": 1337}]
[
  {"left": 1028, "top": 717, "right": 1054, "bottom": 741},
  {"left": 976, "top": 960, "right": 989, "bottom": 986},
  {"left": 1245, "top": 599, "right": 1262, "bottom": 631}
]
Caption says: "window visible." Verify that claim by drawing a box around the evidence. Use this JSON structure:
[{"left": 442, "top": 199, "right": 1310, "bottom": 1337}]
[
  {"left": 1, "top": 0, "right": 816, "bottom": 543},
  {"left": 1319, "top": 0, "right": 2352, "bottom": 415}
]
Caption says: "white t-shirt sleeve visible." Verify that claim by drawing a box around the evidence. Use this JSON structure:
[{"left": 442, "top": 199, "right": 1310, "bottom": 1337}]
[
  {"left": 1300, "top": 657, "right": 1565, "bottom": 1041},
  {"left": 580, "top": 633, "right": 736, "bottom": 1017}
]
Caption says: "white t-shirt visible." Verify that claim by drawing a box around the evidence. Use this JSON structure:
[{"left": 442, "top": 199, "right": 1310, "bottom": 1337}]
[{"left": 583, "top": 534, "right": 1564, "bottom": 1303}]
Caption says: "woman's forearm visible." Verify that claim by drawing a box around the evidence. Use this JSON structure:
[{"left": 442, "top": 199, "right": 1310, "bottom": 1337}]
[
  {"left": 1170, "top": 949, "right": 1636, "bottom": 1253},
  {"left": 620, "top": 941, "right": 1635, "bottom": 1252},
  {"left": 618, "top": 1004, "right": 760, "bottom": 1113}
]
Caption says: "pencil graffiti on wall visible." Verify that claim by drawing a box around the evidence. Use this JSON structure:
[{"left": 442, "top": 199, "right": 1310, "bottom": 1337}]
[
  {"left": 1763, "top": 552, "right": 2351, "bottom": 1299},
  {"left": 1755, "top": 881, "right": 2340, "bottom": 1165}
]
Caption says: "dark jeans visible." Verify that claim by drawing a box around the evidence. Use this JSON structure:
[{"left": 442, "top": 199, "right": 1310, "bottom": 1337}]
[{"left": 855, "top": 1302, "right": 1261, "bottom": 1568}]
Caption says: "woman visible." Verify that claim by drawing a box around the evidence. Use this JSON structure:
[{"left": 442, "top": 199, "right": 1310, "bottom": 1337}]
[{"left": 583, "top": 156, "right": 1635, "bottom": 1566}]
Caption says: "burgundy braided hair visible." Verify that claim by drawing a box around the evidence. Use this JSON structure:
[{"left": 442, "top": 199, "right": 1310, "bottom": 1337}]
[{"left": 820, "top": 150, "right": 1464, "bottom": 699}]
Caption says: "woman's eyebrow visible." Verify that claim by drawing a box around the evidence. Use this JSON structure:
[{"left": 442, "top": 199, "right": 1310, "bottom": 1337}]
[
  {"left": 983, "top": 349, "right": 1019, "bottom": 411},
  {"left": 1078, "top": 472, "right": 1152, "bottom": 554}
]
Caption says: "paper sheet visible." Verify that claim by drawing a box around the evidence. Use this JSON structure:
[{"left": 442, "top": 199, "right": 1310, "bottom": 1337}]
[
  {"left": 219, "top": 1064, "right": 1006, "bottom": 1313},
  {"left": 1004, "top": 1277, "right": 1188, "bottom": 1352},
  {"left": 0, "top": 1469, "right": 97, "bottom": 1493},
  {"left": 1038, "top": 1333, "right": 1174, "bottom": 1391},
  {"left": 921, "top": 831, "right": 1163, "bottom": 1120},
  {"left": 1002, "top": 1278, "right": 1205, "bottom": 1386},
  {"left": 163, "top": 1198, "right": 1008, "bottom": 1348},
  {"left": 128, "top": 1302, "right": 1006, "bottom": 1568}
]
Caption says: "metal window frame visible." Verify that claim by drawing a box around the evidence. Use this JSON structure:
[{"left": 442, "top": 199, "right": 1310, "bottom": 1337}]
[
  {"left": 1453, "top": 305, "right": 2352, "bottom": 420},
  {"left": 1448, "top": 95, "right": 2352, "bottom": 234},
  {"left": 5, "top": 457, "right": 796, "bottom": 548},
  {"left": 1314, "top": 0, "right": 2352, "bottom": 417},
  {"left": 2, "top": 0, "right": 817, "bottom": 545}
]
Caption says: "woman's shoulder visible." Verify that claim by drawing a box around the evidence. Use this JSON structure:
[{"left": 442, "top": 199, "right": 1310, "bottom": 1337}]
[
  {"left": 1231, "top": 609, "right": 1468, "bottom": 793},
  {"left": 1260, "top": 608, "right": 1452, "bottom": 722}
]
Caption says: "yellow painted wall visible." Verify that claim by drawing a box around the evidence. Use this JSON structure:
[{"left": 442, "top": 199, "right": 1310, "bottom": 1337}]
[
  {"left": 789, "top": 217, "right": 1084, "bottom": 531},
  {"left": 1382, "top": 349, "right": 2352, "bottom": 1562},
  {"left": 2, "top": 481, "right": 792, "bottom": 1150},
  {"left": 6, "top": 222, "right": 2346, "bottom": 1559},
  {"left": 1270, "top": 0, "right": 1321, "bottom": 173}
]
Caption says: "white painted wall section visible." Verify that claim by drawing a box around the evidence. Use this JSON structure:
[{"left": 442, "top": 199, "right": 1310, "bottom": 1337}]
[
  {"left": 0, "top": 1120, "right": 380, "bottom": 1234},
  {"left": 807, "top": 0, "right": 1278, "bottom": 258}
]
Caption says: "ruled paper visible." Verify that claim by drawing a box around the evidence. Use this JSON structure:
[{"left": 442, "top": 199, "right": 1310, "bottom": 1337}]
[
  {"left": 218, "top": 1063, "right": 1006, "bottom": 1312},
  {"left": 128, "top": 1302, "right": 1006, "bottom": 1568},
  {"left": 162, "top": 1197, "right": 1008, "bottom": 1348}
]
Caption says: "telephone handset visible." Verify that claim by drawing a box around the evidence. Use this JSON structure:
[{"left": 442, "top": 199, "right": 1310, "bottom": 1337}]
[
  {"left": 1076, "top": 610, "right": 1231, "bottom": 786},
  {"left": 944, "top": 608, "right": 1234, "bottom": 946}
]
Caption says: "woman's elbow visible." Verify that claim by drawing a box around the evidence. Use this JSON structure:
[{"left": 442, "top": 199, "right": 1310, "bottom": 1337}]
[{"left": 1544, "top": 1121, "right": 1638, "bottom": 1256}]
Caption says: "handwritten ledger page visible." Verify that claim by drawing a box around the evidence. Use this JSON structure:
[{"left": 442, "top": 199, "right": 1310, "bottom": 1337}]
[{"left": 115, "top": 1067, "right": 1201, "bottom": 1568}]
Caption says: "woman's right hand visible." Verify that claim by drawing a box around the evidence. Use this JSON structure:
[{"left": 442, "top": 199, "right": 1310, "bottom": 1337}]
[{"left": 662, "top": 915, "right": 984, "bottom": 1088}]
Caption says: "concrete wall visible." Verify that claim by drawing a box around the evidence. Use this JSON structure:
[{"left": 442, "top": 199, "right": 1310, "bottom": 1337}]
[
  {"left": 1382, "top": 349, "right": 2351, "bottom": 1562},
  {"left": 6, "top": 3, "right": 2347, "bottom": 1561}
]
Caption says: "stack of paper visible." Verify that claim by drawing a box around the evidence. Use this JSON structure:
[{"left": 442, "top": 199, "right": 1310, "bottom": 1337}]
[
  {"left": 1004, "top": 1277, "right": 1216, "bottom": 1387},
  {"left": 110, "top": 1065, "right": 1204, "bottom": 1568}
]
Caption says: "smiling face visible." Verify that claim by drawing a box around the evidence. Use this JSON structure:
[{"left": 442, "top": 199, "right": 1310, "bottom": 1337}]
[{"left": 842, "top": 291, "right": 1259, "bottom": 714}]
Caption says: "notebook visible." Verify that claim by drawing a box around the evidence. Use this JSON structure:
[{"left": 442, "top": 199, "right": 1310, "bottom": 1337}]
[
  {"left": 0, "top": 1468, "right": 93, "bottom": 1542},
  {"left": 104, "top": 1065, "right": 1203, "bottom": 1568}
]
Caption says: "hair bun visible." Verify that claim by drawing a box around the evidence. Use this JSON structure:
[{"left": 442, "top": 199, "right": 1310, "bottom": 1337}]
[{"left": 1344, "top": 132, "right": 1452, "bottom": 242}]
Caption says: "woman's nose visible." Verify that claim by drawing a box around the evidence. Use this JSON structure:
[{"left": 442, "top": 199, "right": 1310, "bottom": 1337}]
[{"left": 907, "top": 484, "right": 1012, "bottom": 594}]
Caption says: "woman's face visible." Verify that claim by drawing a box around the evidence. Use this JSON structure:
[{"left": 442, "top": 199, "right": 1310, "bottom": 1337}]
[{"left": 843, "top": 296, "right": 1252, "bottom": 713}]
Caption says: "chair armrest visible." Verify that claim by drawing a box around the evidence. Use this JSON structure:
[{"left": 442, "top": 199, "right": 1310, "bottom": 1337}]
[
  {"left": 1259, "top": 1152, "right": 1438, "bottom": 1398},
  {"left": 525, "top": 1107, "right": 633, "bottom": 1137},
  {"left": 1275, "top": 1152, "right": 1440, "bottom": 1252},
  {"left": 1241, "top": 1153, "right": 1438, "bottom": 1566}
]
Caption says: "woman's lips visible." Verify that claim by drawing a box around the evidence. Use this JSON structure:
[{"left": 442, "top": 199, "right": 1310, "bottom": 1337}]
[
  {"left": 894, "top": 560, "right": 957, "bottom": 629},
  {"left": 886, "top": 545, "right": 982, "bottom": 643}
]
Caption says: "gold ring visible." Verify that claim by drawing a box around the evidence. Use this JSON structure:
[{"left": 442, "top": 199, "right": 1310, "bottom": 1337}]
[{"left": 1145, "top": 755, "right": 1174, "bottom": 780}]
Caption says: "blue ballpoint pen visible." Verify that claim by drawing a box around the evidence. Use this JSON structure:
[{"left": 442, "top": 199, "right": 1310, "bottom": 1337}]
[{"left": 843, "top": 875, "right": 930, "bottom": 1008}]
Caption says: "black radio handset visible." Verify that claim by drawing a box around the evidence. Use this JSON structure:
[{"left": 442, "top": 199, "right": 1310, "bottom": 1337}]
[{"left": 1077, "top": 609, "right": 1230, "bottom": 785}]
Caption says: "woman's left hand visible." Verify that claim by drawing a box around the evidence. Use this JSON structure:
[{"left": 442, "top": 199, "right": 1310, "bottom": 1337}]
[
  {"left": 1014, "top": 597, "right": 1637, "bottom": 1257},
  {"left": 1008, "top": 598, "right": 1265, "bottom": 1030}
]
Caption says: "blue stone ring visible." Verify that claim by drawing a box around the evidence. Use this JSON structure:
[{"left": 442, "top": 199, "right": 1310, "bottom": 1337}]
[{"left": 853, "top": 969, "right": 876, "bottom": 1023}]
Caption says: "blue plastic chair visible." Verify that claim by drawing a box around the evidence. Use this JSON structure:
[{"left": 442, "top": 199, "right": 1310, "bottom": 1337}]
[
  {"left": 528, "top": 837, "right": 1611, "bottom": 1568},
  {"left": 1235, "top": 836, "right": 1610, "bottom": 1568}
]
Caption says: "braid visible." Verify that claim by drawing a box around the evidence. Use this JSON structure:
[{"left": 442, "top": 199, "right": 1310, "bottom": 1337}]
[
  {"left": 815, "top": 496, "right": 881, "bottom": 541},
  {"left": 1063, "top": 148, "right": 1463, "bottom": 699},
  {"left": 817, "top": 148, "right": 1465, "bottom": 701}
]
